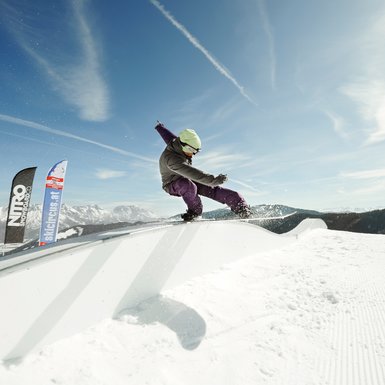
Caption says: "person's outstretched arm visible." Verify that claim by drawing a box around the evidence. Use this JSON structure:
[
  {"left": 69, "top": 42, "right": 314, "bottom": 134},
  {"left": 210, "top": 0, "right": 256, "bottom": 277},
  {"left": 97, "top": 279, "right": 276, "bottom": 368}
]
[{"left": 155, "top": 121, "right": 177, "bottom": 144}]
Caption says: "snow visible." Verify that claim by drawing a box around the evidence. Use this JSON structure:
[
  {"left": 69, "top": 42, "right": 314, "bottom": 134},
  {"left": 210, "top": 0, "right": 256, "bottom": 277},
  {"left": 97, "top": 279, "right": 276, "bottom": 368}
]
[
  {"left": 0, "top": 220, "right": 297, "bottom": 360},
  {"left": 1, "top": 224, "right": 385, "bottom": 384}
]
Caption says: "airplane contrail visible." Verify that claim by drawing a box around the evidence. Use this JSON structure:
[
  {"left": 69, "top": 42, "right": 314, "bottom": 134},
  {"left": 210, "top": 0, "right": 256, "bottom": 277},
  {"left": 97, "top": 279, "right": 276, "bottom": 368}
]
[
  {"left": 0, "top": 114, "right": 156, "bottom": 163},
  {"left": 150, "top": 0, "right": 257, "bottom": 107},
  {"left": 257, "top": 0, "right": 276, "bottom": 90},
  {"left": 0, "top": 0, "right": 110, "bottom": 122}
]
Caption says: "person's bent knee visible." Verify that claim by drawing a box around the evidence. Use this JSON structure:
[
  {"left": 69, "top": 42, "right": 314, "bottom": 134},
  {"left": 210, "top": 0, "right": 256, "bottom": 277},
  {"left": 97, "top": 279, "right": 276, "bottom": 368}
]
[{"left": 172, "top": 178, "right": 197, "bottom": 197}]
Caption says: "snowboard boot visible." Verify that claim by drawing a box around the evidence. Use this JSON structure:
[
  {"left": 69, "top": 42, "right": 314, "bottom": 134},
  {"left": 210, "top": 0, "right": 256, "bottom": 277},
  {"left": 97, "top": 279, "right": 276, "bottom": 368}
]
[
  {"left": 181, "top": 209, "right": 201, "bottom": 222},
  {"left": 233, "top": 204, "right": 252, "bottom": 219}
]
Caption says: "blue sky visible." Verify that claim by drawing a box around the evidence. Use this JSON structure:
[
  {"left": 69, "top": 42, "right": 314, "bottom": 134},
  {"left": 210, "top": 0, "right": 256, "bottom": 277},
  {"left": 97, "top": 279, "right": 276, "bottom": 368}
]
[{"left": 1, "top": 0, "right": 385, "bottom": 216}]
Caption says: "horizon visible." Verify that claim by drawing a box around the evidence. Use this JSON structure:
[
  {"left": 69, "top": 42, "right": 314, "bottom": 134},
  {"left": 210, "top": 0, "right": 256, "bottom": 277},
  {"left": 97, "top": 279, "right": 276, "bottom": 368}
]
[
  {"left": 1, "top": 201, "right": 383, "bottom": 219},
  {"left": 1, "top": 0, "right": 385, "bottom": 217}
]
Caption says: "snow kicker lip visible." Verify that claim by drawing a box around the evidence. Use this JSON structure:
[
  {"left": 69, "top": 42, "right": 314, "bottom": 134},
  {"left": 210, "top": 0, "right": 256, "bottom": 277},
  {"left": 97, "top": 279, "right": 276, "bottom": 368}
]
[{"left": 0, "top": 219, "right": 326, "bottom": 363}]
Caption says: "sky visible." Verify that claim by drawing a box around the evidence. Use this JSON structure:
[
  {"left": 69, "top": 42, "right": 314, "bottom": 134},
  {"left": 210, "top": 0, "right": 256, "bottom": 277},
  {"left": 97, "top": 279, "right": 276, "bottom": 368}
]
[{"left": 1, "top": 0, "right": 385, "bottom": 216}]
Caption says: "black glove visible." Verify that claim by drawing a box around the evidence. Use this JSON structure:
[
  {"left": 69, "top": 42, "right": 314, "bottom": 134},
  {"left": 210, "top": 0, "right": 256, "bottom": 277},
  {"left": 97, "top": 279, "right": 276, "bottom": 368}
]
[{"left": 212, "top": 174, "right": 228, "bottom": 186}]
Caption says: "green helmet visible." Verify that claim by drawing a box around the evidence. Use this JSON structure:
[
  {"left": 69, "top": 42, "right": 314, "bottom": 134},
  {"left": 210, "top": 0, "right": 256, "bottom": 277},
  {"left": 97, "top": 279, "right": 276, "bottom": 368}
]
[{"left": 178, "top": 129, "right": 201, "bottom": 152}]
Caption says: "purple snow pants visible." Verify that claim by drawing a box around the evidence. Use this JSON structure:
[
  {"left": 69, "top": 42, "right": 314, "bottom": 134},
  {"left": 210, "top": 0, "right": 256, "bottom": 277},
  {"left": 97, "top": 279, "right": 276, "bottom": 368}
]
[{"left": 168, "top": 177, "right": 246, "bottom": 215}]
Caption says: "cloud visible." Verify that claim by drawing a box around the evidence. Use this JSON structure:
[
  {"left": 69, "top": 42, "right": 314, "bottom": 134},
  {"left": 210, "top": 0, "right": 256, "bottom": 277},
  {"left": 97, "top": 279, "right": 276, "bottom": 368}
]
[
  {"left": 1, "top": 0, "right": 109, "bottom": 122},
  {"left": 338, "top": 9, "right": 385, "bottom": 145},
  {"left": 322, "top": 109, "right": 349, "bottom": 139},
  {"left": 150, "top": 0, "right": 257, "bottom": 107},
  {"left": 340, "top": 80, "right": 385, "bottom": 144},
  {"left": 229, "top": 178, "right": 264, "bottom": 194},
  {"left": 0, "top": 114, "right": 156, "bottom": 163},
  {"left": 95, "top": 169, "right": 127, "bottom": 180},
  {"left": 348, "top": 181, "right": 385, "bottom": 196},
  {"left": 197, "top": 150, "right": 251, "bottom": 172},
  {"left": 257, "top": 0, "right": 276, "bottom": 90},
  {"left": 341, "top": 168, "right": 385, "bottom": 179}
]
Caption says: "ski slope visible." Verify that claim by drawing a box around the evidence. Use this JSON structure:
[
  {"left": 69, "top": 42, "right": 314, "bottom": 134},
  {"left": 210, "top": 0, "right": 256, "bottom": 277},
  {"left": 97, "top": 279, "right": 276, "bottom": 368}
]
[{"left": 1, "top": 219, "right": 385, "bottom": 385}]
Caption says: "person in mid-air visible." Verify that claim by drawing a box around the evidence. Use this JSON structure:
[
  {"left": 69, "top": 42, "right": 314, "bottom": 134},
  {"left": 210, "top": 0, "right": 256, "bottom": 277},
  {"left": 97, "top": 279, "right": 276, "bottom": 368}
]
[{"left": 155, "top": 121, "right": 251, "bottom": 221}]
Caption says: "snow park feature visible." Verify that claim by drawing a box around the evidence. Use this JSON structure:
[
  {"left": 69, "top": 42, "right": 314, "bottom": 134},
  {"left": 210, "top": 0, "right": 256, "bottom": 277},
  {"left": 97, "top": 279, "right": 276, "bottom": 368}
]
[
  {"left": 0, "top": 219, "right": 309, "bottom": 362},
  {"left": 1, "top": 218, "right": 385, "bottom": 385}
]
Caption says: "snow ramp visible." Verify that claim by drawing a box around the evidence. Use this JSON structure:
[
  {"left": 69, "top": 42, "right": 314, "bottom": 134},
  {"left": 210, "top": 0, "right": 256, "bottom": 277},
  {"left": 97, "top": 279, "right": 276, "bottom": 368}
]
[{"left": 0, "top": 218, "right": 326, "bottom": 362}]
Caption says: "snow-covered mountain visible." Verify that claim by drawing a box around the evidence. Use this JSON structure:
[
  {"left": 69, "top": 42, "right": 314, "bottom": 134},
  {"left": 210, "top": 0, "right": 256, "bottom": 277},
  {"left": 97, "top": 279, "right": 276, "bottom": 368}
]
[
  {"left": 57, "top": 204, "right": 159, "bottom": 226},
  {"left": 201, "top": 203, "right": 317, "bottom": 220},
  {"left": 2, "top": 203, "right": 385, "bottom": 245},
  {"left": 0, "top": 204, "right": 159, "bottom": 240}
]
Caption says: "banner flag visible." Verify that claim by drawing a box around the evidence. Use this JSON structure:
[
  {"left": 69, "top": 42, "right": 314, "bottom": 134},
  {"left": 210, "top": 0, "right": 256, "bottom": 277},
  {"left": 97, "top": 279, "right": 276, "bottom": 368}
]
[
  {"left": 39, "top": 160, "right": 68, "bottom": 246},
  {"left": 4, "top": 167, "right": 37, "bottom": 244}
]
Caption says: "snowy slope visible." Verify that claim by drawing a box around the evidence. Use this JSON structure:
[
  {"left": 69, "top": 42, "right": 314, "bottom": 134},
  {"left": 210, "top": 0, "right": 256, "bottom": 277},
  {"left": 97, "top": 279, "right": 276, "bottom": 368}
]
[
  {"left": 1, "top": 222, "right": 385, "bottom": 385},
  {"left": 0, "top": 219, "right": 315, "bottom": 362}
]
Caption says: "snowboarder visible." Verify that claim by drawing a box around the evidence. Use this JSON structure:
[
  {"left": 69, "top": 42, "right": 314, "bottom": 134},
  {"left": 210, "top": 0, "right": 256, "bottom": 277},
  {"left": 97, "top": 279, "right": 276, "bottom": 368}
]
[{"left": 155, "top": 121, "right": 251, "bottom": 221}]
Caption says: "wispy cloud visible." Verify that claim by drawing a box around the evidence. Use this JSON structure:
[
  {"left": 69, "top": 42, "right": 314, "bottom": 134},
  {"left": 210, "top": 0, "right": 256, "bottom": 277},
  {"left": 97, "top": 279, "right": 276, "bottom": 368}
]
[
  {"left": 322, "top": 109, "right": 349, "bottom": 139},
  {"left": 95, "top": 169, "right": 127, "bottom": 180},
  {"left": 1, "top": 0, "right": 109, "bottom": 122},
  {"left": 257, "top": 0, "right": 276, "bottom": 90},
  {"left": 339, "top": 9, "right": 385, "bottom": 145},
  {"left": 150, "top": 0, "right": 257, "bottom": 107},
  {"left": 348, "top": 181, "right": 385, "bottom": 196},
  {"left": 340, "top": 80, "right": 385, "bottom": 145},
  {"left": 172, "top": 92, "right": 243, "bottom": 133},
  {"left": 197, "top": 150, "right": 251, "bottom": 172},
  {"left": 170, "top": 90, "right": 214, "bottom": 128},
  {"left": 341, "top": 167, "right": 385, "bottom": 179},
  {"left": 0, "top": 114, "right": 156, "bottom": 163},
  {"left": 229, "top": 178, "right": 264, "bottom": 194}
]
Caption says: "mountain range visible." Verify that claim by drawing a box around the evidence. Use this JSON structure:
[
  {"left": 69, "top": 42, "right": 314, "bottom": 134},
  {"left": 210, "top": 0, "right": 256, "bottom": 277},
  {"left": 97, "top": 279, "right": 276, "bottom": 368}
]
[
  {"left": 0, "top": 203, "right": 158, "bottom": 240},
  {"left": 1, "top": 204, "right": 384, "bottom": 256},
  {"left": 199, "top": 205, "right": 385, "bottom": 234},
  {"left": 255, "top": 208, "right": 385, "bottom": 235}
]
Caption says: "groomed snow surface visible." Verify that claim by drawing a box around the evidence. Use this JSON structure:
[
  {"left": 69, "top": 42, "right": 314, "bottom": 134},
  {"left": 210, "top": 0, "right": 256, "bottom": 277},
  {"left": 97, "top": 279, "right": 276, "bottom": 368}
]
[{"left": 1, "top": 226, "right": 385, "bottom": 384}]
